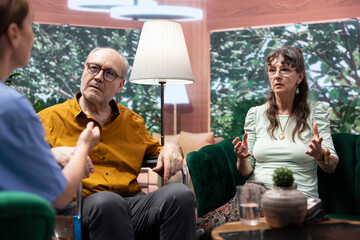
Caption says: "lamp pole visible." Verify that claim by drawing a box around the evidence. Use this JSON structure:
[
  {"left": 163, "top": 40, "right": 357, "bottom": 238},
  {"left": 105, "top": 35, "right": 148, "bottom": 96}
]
[{"left": 160, "top": 80, "right": 165, "bottom": 146}]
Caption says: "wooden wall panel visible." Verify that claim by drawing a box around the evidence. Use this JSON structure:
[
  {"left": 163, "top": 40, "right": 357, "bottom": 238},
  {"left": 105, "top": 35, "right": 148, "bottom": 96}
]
[
  {"left": 31, "top": 0, "right": 143, "bottom": 29},
  {"left": 162, "top": 0, "right": 211, "bottom": 134},
  {"left": 177, "top": 20, "right": 211, "bottom": 134},
  {"left": 206, "top": 0, "right": 360, "bottom": 32}
]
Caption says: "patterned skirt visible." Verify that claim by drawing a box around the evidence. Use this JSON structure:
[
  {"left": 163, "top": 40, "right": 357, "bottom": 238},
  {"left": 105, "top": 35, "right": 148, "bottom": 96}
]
[{"left": 196, "top": 183, "right": 268, "bottom": 231}]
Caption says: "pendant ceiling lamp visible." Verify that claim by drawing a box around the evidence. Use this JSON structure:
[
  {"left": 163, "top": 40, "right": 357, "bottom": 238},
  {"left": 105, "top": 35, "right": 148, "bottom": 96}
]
[
  {"left": 110, "top": 2, "right": 203, "bottom": 22},
  {"left": 68, "top": 0, "right": 203, "bottom": 21},
  {"left": 68, "top": 0, "right": 133, "bottom": 13}
]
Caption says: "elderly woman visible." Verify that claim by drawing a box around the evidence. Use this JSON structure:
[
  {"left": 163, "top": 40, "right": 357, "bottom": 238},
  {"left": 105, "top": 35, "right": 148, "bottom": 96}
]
[
  {"left": 0, "top": 0, "right": 100, "bottom": 209},
  {"left": 197, "top": 46, "right": 339, "bottom": 231}
]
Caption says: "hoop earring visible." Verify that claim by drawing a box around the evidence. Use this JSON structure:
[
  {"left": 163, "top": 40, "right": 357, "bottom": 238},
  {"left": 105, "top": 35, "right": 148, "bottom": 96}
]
[{"left": 296, "top": 85, "right": 299, "bottom": 94}]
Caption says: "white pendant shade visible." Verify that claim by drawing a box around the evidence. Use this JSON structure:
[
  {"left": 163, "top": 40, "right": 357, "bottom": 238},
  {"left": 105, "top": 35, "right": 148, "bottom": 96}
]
[
  {"left": 68, "top": 0, "right": 133, "bottom": 12},
  {"left": 129, "top": 20, "right": 194, "bottom": 85},
  {"left": 111, "top": 5, "right": 203, "bottom": 22},
  {"left": 68, "top": 0, "right": 203, "bottom": 21}
]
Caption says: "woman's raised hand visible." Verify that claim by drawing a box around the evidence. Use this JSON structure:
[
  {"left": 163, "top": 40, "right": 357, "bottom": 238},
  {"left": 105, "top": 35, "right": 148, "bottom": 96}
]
[
  {"left": 233, "top": 132, "right": 251, "bottom": 161},
  {"left": 77, "top": 121, "right": 101, "bottom": 152}
]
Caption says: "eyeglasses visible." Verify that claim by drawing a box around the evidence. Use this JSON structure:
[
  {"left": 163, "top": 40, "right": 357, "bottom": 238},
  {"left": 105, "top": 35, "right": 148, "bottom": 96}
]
[
  {"left": 86, "top": 63, "right": 123, "bottom": 82},
  {"left": 267, "top": 67, "right": 296, "bottom": 76}
]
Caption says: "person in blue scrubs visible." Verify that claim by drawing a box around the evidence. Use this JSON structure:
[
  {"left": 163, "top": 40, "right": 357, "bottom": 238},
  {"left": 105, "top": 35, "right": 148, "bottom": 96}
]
[{"left": 0, "top": 0, "right": 100, "bottom": 209}]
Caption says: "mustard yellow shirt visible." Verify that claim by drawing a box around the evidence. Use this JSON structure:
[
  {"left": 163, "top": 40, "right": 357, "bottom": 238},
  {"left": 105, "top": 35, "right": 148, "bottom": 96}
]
[{"left": 38, "top": 92, "right": 162, "bottom": 198}]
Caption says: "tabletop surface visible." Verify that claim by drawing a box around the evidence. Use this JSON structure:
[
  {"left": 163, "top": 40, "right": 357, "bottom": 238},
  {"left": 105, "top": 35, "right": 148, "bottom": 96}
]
[{"left": 212, "top": 218, "right": 360, "bottom": 240}]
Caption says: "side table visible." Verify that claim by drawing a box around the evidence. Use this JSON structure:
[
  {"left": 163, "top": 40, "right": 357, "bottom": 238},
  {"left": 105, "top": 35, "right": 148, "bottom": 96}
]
[{"left": 212, "top": 217, "right": 360, "bottom": 240}]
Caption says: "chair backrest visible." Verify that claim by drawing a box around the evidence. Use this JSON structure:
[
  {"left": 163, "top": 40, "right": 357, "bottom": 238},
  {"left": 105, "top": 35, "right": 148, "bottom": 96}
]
[
  {"left": 317, "top": 133, "right": 360, "bottom": 216},
  {"left": 187, "top": 138, "right": 247, "bottom": 217}
]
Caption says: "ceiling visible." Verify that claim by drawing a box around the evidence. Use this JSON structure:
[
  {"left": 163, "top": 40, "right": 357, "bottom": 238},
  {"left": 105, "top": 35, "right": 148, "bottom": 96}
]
[{"left": 31, "top": 0, "right": 360, "bottom": 32}]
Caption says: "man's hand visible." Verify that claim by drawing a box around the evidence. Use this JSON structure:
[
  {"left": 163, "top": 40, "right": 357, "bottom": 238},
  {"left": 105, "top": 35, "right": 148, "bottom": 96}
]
[
  {"left": 152, "top": 143, "right": 183, "bottom": 181},
  {"left": 51, "top": 146, "right": 95, "bottom": 179}
]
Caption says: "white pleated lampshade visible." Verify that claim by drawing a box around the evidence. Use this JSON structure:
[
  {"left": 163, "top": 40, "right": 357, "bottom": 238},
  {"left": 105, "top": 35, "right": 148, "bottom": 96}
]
[{"left": 129, "top": 20, "right": 194, "bottom": 85}]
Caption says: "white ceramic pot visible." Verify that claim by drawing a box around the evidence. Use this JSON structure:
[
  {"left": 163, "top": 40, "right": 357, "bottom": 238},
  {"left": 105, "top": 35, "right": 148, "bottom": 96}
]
[{"left": 261, "top": 186, "right": 307, "bottom": 228}]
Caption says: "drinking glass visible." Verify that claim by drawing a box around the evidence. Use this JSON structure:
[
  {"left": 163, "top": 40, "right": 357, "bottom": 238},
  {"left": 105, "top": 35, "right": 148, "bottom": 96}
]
[{"left": 237, "top": 184, "right": 261, "bottom": 225}]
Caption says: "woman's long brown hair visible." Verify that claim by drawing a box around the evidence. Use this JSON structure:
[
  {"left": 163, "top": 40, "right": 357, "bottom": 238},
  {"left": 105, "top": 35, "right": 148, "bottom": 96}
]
[{"left": 265, "top": 46, "right": 310, "bottom": 141}]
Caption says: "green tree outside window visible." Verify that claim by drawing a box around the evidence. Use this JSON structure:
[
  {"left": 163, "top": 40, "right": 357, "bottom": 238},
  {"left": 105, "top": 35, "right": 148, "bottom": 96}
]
[{"left": 210, "top": 19, "right": 360, "bottom": 138}]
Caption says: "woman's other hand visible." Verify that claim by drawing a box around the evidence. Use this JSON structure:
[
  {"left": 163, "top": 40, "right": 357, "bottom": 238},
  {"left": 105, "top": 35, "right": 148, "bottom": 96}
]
[
  {"left": 306, "top": 122, "right": 338, "bottom": 173},
  {"left": 305, "top": 122, "right": 324, "bottom": 161}
]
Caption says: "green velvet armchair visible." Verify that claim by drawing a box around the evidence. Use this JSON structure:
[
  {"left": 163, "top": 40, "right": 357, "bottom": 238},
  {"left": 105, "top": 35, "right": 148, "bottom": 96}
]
[
  {"left": 0, "top": 191, "right": 56, "bottom": 240},
  {"left": 187, "top": 133, "right": 360, "bottom": 220}
]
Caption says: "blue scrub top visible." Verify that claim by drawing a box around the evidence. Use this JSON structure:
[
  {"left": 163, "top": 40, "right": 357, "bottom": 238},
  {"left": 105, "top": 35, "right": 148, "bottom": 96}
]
[{"left": 0, "top": 81, "right": 66, "bottom": 202}]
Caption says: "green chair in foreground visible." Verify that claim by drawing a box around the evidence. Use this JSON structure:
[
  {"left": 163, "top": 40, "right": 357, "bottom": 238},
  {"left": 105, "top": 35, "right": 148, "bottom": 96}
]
[{"left": 0, "top": 191, "right": 55, "bottom": 240}]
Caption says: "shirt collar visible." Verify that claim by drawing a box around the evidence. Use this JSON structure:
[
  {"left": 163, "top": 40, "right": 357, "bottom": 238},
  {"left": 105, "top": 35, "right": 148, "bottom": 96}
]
[{"left": 73, "top": 91, "right": 120, "bottom": 121}]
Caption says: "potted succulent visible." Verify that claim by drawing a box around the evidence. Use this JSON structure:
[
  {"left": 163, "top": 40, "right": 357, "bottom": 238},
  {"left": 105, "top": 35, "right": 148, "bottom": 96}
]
[{"left": 261, "top": 167, "right": 307, "bottom": 228}]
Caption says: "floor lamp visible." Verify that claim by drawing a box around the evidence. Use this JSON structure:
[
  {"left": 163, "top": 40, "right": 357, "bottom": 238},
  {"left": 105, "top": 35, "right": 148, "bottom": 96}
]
[{"left": 129, "top": 20, "right": 194, "bottom": 146}]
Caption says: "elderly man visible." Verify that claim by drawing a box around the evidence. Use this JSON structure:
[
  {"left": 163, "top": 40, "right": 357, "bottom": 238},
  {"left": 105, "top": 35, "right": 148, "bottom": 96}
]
[{"left": 39, "top": 47, "right": 196, "bottom": 240}]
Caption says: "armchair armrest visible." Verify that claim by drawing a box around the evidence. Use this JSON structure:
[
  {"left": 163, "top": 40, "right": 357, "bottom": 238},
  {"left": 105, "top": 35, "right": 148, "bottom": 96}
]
[
  {"left": 143, "top": 155, "right": 188, "bottom": 186},
  {"left": 142, "top": 155, "right": 158, "bottom": 168}
]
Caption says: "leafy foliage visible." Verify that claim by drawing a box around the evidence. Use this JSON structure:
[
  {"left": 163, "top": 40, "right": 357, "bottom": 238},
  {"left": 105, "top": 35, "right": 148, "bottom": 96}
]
[
  {"left": 11, "top": 24, "right": 161, "bottom": 132},
  {"left": 210, "top": 20, "right": 360, "bottom": 137},
  {"left": 5, "top": 73, "right": 21, "bottom": 86}
]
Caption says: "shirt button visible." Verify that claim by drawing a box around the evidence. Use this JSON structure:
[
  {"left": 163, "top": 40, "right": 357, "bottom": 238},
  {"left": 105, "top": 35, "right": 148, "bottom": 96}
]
[
  {"left": 106, "top": 172, "right": 109, "bottom": 175},
  {"left": 100, "top": 139, "right": 103, "bottom": 142},
  {"left": 101, "top": 157, "right": 105, "bottom": 161}
]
